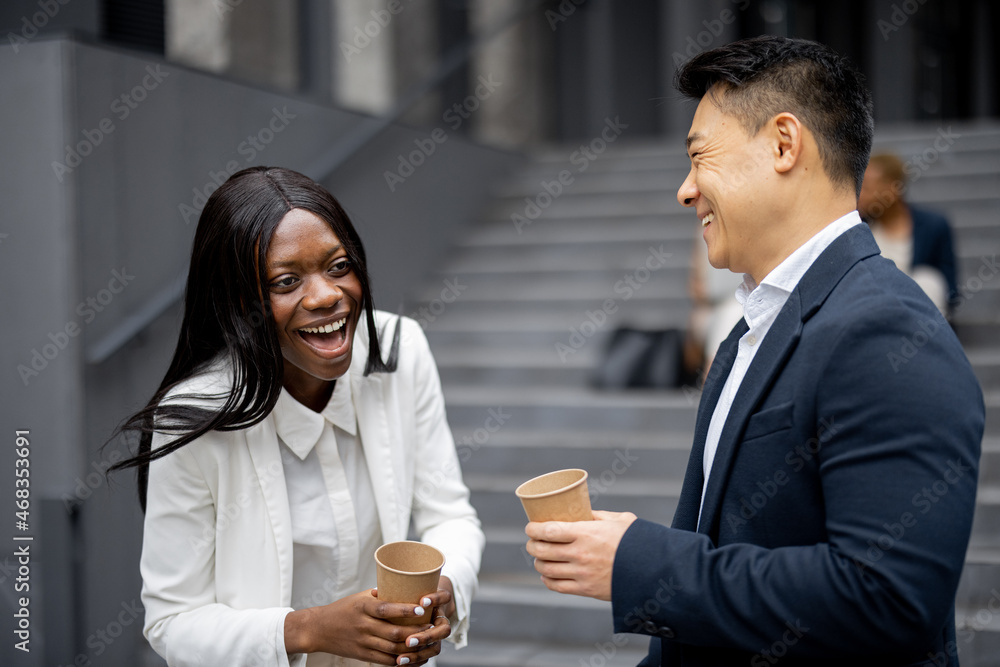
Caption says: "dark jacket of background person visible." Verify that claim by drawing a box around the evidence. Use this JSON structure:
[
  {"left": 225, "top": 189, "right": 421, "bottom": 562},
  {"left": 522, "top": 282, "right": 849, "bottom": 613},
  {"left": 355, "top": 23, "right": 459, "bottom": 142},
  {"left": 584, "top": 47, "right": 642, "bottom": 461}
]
[
  {"left": 610, "top": 224, "right": 984, "bottom": 666},
  {"left": 911, "top": 205, "right": 959, "bottom": 308}
]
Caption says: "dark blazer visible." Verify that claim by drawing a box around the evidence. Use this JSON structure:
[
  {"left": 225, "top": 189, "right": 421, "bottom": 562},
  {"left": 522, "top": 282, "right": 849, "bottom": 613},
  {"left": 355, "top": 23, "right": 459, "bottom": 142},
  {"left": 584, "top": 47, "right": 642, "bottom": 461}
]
[
  {"left": 910, "top": 206, "right": 959, "bottom": 307},
  {"left": 611, "top": 224, "right": 983, "bottom": 666}
]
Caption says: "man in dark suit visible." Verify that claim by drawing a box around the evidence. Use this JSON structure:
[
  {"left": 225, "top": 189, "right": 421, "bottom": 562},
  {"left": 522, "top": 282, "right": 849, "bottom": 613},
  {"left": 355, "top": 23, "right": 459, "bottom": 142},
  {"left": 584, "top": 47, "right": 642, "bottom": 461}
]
[
  {"left": 525, "top": 36, "right": 983, "bottom": 665},
  {"left": 859, "top": 152, "right": 959, "bottom": 315}
]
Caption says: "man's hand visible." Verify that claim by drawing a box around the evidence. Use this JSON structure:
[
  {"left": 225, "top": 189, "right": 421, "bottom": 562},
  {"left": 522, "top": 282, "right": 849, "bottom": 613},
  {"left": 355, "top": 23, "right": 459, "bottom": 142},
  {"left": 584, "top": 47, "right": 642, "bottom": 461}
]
[{"left": 525, "top": 510, "right": 637, "bottom": 601}]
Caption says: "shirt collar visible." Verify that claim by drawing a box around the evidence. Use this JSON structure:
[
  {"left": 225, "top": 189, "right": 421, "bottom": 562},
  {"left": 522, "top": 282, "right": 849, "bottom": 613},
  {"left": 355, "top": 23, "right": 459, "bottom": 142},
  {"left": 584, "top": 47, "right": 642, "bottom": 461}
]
[
  {"left": 273, "top": 379, "right": 358, "bottom": 460},
  {"left": 761, "top": 210, "right": 863, "bottom": 293},
  {"left": 735, "top": 211, "right": 862, "bottom": 325}
]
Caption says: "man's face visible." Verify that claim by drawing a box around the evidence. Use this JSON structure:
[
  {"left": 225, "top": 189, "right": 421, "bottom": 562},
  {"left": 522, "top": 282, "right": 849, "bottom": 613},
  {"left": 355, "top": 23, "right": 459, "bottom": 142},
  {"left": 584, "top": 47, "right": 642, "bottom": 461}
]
[{"left": 677, "top": 90, "right": 776, "bottom": 278}]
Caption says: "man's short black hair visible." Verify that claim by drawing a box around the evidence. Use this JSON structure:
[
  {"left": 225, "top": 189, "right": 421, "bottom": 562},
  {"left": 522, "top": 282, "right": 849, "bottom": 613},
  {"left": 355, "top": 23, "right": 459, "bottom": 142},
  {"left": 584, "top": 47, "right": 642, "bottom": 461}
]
[{"left": 676, "top": 35, "right": 873, "bottom": 197}]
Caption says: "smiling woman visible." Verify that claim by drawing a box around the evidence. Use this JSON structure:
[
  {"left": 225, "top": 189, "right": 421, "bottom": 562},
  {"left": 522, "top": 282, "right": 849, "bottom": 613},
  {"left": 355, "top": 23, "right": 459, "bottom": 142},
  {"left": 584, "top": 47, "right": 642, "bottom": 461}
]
[
  {"left": 108, "top": 167, "right": 484, "bottom": 667},
  {"left": 267, "top": 209, "right": 365, "bottom": 411}
]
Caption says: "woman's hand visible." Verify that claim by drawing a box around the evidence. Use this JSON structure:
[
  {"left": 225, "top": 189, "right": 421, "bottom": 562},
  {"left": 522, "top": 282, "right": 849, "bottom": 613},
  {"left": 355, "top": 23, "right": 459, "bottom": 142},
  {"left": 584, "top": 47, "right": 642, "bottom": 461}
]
[
  {"left": 383, "top": 577, "right": 455, "bottom": 666},
  {"left": 284, "top": 589, "right": 440, "bottom": 665}
]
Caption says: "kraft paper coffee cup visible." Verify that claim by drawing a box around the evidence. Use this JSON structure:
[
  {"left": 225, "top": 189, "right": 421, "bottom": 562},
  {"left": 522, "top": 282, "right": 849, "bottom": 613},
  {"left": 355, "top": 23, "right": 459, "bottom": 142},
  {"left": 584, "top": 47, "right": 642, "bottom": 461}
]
[
  {"left": 374, "top": 541, "right": 445, "bottom": 626},
  {"left": 516, "top": 468, "right": 592, "bottom": 522}
]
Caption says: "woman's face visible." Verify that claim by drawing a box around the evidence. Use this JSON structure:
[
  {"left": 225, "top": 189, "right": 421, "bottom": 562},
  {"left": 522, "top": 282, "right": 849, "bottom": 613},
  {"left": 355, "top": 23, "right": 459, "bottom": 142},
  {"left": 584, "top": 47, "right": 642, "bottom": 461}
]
[{"left": 265, "top": 208, "right": 363, "bottom": 406}]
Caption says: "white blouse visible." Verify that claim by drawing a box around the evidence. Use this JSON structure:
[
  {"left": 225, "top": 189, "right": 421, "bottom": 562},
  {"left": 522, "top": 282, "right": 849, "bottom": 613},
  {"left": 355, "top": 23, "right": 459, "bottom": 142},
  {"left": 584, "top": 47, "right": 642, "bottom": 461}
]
[{"left": 274, "top": 380, "right": 385, "bottom": 667}]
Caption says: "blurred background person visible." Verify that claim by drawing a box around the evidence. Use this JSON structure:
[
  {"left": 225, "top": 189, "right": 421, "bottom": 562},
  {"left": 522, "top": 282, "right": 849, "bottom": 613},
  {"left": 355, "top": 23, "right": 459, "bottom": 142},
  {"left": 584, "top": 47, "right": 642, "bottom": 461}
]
[
  {"left": 859, "top": 152, "right": 958, "bottom": 316},
  {"left": 683, "top": 238, "right": 744, "bottom": 382}
]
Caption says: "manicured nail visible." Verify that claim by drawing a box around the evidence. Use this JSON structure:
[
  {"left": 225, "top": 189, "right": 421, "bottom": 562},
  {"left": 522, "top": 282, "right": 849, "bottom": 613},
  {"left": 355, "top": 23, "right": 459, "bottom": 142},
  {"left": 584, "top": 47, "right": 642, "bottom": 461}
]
[
  {"left": 414, "top": 606, "right": 425, "bottom": 616},
  {"left": 399, "top": 659, "right": 410, "bottom": 665},
  {"left": 421, "top": 597, "right": 432, "bottom": 607},
  {"left": 408, "top": 637, "right": 419, "bottom": 648}
]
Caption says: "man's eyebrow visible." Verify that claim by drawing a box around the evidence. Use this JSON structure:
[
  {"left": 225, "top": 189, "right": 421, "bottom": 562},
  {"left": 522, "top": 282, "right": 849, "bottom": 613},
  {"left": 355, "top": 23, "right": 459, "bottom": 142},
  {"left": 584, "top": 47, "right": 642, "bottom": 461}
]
[{"left": 686, "top": 133, "right": 702, "bottom": 151}]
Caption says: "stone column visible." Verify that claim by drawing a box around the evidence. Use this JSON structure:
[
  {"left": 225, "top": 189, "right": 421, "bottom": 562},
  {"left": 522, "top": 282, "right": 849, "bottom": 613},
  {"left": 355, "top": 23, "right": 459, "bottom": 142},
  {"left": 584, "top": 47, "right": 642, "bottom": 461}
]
[
  {"left": 166, "top": 0, "right": 299, "bottom": 92},
  {"left": 166, "top": 0, "right": 231, "bottom": 73},
  {"left": 333, "top": 0, "right": 398, "bottom": 115},
  {"left": 469, "top": 0, "right": 551, "bottom": 147}
]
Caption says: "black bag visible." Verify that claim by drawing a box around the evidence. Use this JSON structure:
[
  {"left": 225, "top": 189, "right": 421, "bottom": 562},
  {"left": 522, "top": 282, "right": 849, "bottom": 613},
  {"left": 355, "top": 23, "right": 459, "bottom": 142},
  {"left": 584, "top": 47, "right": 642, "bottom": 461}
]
[{"left": 591, "top": 328, "right": 685, "bottom": 389}]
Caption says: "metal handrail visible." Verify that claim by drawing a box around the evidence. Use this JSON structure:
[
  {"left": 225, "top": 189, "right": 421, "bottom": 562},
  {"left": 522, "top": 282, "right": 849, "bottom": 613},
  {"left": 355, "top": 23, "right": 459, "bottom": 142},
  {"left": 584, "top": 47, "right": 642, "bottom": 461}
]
[{"left": 85, "top": 0, "right": 542, "bottom": 365}]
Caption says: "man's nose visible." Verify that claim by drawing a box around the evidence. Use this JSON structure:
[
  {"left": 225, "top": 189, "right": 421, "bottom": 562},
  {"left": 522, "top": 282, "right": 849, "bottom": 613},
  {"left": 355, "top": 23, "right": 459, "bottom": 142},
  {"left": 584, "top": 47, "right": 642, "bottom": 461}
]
[{"left": 677, "top": 169, "right": 698, "bottom": 207}]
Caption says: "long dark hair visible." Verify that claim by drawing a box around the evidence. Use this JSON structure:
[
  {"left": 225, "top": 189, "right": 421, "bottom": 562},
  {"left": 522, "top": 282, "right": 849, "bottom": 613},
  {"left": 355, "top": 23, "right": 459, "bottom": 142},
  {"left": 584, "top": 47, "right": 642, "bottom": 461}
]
[{"left": 109, "top": 167, "right": 395, "bottom": 510}]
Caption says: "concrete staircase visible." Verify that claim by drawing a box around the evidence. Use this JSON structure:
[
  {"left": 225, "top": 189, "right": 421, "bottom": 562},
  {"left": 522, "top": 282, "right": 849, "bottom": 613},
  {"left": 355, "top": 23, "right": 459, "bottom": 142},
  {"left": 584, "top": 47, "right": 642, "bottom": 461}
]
[{"left": 417, "top": 123, "right": 1000, "bottom": 666}]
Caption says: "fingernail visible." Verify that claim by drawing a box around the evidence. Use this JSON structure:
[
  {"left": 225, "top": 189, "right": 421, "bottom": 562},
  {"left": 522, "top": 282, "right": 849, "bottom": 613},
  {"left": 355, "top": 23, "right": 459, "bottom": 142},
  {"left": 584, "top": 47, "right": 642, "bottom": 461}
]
[
  {"left": 408, "top": 637, "right": 419, "bottom": 648},
  {"left": 399, "top": 659, "right": 410, "bottom": 665},
  {"left": 421, "top": 597, "right": 432, "bottom": 607},
  {"left": 414, "top": 606, "right": 425, "bottom": 616}
]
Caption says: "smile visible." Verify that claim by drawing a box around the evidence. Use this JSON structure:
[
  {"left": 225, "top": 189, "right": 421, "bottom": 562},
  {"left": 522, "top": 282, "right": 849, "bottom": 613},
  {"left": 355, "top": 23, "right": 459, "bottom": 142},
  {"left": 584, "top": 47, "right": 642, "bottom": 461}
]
[
  {"left": 701, "top": 212, "right": 715, "bottom": 227},
  {"left": 299, "top": 318, "right": 347, "bottom": 334},
  {"left": 296, "top": 316, "right": 351, "bottom": 357}
]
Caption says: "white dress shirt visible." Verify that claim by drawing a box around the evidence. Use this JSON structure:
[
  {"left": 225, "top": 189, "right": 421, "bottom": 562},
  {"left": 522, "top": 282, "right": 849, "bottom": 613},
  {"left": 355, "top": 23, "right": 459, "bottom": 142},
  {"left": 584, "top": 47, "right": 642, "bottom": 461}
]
[
  {"left": 274, "top": 379, "right": 383, "bottom": 667},
  {"left": 698, "top": 211, "right": 863, "bottom": 526}
]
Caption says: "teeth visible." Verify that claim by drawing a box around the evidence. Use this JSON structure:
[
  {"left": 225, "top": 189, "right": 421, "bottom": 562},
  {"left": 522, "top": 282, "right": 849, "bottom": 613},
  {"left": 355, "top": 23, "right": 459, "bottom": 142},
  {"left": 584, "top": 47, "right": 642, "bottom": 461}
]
[
  {"left": 701, "top": 212, "right": 714, "bottom": 227},
  {"left": 299, "top": 318, "right": 346, "bottom": 334}
]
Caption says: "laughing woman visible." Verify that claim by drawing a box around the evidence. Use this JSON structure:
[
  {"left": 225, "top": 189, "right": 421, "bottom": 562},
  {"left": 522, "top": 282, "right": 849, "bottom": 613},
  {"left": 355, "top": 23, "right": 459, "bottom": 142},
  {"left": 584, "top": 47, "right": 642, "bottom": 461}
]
[{"left": 110, "top": 167, "right": 484, "bottom": 667}]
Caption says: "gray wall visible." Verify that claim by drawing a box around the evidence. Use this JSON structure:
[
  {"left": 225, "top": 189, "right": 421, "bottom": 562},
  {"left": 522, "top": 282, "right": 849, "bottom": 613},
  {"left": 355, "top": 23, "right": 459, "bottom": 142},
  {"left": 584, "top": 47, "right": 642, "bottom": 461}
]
[
  {"left": 0, "top": 37, "right": 86, "bottom": 667},
  {"left": 0, "top": 36, "right": 521, "bottom": 665}
]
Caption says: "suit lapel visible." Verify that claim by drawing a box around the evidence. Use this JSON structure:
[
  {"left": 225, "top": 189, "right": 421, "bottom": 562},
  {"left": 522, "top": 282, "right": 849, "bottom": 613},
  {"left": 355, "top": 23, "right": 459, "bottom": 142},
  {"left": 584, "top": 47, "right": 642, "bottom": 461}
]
[
  {"left": 672, "top": 318, "right": 746, "bottom": 531},
  {"left": 697, "top": 295, "right": 803, "bottom": 537}
]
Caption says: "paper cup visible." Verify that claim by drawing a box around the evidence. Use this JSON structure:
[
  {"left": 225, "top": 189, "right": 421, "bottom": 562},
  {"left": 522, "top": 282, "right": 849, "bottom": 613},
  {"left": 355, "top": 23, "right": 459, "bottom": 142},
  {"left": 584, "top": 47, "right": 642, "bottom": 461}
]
[
  {"left": 516, "top": 468, "right": 592, "bottom": 522},
  {"left": 374, "top": 541, "right": 445, "bottom": 625}
]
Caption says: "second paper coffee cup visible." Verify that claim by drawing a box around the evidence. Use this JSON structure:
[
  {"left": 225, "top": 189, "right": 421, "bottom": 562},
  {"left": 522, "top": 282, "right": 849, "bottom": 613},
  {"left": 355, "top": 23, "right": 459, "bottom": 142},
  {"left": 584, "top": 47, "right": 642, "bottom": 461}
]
[{"left": 515, "top": 468, "right": 592, "bottom": 522}]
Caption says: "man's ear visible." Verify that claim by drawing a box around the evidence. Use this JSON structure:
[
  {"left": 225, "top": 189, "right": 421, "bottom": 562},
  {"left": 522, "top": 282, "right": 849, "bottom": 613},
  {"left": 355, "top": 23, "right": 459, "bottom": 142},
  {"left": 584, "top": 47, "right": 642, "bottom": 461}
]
[{"left": 772, "top": 112, "right": 803, "bottom": 174}]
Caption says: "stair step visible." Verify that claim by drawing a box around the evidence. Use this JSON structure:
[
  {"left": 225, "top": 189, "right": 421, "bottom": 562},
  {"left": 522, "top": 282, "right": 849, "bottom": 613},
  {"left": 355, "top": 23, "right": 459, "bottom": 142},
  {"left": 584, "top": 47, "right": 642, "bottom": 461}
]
[
  {"left": 454, "top": 429, "right": 692, "bottom": 480},
  {"left": 442, "top": 386, "right": 697, "bottom": 432},
  {"left": 416, "top": 277, "right": 687, "bottom": 303},
  {"left": 428, "top": 244, "right": 991, "bottom": 279},
  {"left": 496, "top": 168, "right": 1000, "bottom": 202},
  {"left": 956, "top": 548, "right": 1000, "bottom": 609},
  {"left": 417, "top": 267, "right": 690, "bottom": 295},
  {"left": 459, "top": 575, "right": 618, "bottom": 645},
  {"left": 439, "top": 364, "right": 592, "bottom": 387},
  {"left": 463, "top": 216, "right": 692, "bottom": 246},
  {"left": 434, "top": 245, "right": 695, "bottom": 275},
  {"left": 423, "top": 308, "right": 686, "bottom": 332},
  {"left": 438, "top": 637, "right": 649, "bottom": 667},
  {"left": 953, "top": 599, "right": 1000, "bottom": 667}
]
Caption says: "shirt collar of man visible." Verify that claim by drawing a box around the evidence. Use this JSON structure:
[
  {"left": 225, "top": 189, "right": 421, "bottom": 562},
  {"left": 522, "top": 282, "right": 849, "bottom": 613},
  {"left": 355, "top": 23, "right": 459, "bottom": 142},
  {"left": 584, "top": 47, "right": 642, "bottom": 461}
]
[
  {"left": 736, "top": 210, "right": 863, "bottom": 325},
  {"left": 273, "top": 378, "right": 358, "bottom": 460}
]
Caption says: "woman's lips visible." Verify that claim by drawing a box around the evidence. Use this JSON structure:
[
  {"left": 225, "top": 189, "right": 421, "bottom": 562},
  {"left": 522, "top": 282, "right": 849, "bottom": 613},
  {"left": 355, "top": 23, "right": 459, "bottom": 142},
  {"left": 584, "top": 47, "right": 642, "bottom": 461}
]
[{"left": 296, "top": 317, "right": 350, "bottom": 357}]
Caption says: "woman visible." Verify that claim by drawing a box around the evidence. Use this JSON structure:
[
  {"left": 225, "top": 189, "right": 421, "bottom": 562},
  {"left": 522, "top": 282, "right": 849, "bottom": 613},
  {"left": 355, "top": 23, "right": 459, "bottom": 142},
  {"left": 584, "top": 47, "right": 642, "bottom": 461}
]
[{"left": 111, "top": 167, "right": 484, "bottom": 666}]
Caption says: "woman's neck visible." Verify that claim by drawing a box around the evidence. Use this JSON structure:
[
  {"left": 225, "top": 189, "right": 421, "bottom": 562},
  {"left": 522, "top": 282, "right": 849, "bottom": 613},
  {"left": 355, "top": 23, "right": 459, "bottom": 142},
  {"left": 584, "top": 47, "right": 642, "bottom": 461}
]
[{"left": 284, "top": 377, "right": 336, "bottom": 413}]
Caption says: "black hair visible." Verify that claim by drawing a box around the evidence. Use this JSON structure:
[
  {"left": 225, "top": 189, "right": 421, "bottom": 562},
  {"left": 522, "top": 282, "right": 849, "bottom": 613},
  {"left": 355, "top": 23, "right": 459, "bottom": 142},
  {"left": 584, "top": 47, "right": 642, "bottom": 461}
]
[
  {"left": 675, "top": 35, "right": 874, "bottom": 196},
  {"left": 108, "top": 167, "right": 396, "bottom": 510}
]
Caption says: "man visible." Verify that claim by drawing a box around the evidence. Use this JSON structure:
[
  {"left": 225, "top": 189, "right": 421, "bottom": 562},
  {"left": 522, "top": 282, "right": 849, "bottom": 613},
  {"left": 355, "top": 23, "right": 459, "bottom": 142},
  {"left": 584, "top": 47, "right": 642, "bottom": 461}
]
[
  {"left": 525, "top": 36, "right": 983, "bottom": 665},
  {"left": 859, "top": 152, "right": 958, "bottom": 315}
]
